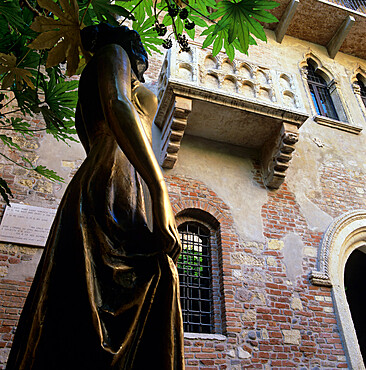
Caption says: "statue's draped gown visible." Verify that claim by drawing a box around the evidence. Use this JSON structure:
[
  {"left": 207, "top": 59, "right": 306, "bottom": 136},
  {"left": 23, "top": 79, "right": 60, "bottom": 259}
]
[{"left": 6, "top": 45, "right": 184, "bottom": 370}]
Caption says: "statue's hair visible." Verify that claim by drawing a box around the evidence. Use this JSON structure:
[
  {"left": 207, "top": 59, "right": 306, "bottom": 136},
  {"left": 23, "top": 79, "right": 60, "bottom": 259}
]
[{"left": 81, "top": 23, "right": 148, "bottom": 82}]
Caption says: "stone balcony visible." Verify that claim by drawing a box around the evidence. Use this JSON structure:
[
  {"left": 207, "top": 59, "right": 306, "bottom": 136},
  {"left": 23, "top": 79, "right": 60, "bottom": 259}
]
[
  {"left": 267, "top": 0, "right": 366, "bottom": 59},
  {"left": 154, "top": 44, "right": 309, "bottom": 189}
]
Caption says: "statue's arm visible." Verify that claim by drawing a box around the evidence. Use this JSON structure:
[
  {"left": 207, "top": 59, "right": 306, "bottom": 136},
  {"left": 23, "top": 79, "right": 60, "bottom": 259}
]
[{"left": 97, "top": 44, "right": 181, "bottom": 259}]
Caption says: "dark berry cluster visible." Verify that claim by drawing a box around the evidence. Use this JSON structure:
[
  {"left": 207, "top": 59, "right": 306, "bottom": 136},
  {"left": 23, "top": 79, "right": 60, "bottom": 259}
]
[
  {"left": 168, "top": 4, "right": 179, "bottom": 17},
  {"left": 162, "top": 38, "right": 173, "bottom": 49},
  {"left": 154, "top": 23, "right": 167, "bottom": 36},
  {"left": 153, "top": 3, "right": 195, "bottom": 53},
  {"left": 185, "top": 20, "right": 195, "bottom": 30},
  {"left": 177, "top": 34, "right": 190, "bottom": 52},
  {"left": 179, "top": 8, "right": 189, "bottom": 19}
]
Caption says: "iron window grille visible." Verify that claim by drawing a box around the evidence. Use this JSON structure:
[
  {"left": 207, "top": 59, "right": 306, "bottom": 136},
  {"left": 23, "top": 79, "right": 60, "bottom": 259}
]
[
  {"left": 177, "top": 222, "right": 213, "bottom": 333},
  {"left": 357, "top": 76, "right": 366, "bottom": 107},
  {"left": 307, "top": 64, "right": 339, "bottom": 120}
]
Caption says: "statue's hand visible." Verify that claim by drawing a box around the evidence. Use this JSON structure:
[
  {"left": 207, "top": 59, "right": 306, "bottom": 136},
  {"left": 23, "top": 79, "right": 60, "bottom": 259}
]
[{"left": 153, "top": 190, "right": 182, "bottom": 263}]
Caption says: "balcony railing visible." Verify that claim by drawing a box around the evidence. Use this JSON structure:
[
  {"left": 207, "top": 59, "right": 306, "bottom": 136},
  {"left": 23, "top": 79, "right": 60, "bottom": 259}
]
[
  {"left": 325, "top": 0, "right": 366, "bottom": 14},
  {"left": 156, "top": 43, "right": 306, "bottom": 114}
]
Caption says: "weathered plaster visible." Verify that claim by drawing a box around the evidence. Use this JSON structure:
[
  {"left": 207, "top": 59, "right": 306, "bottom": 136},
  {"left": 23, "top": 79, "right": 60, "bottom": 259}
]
[
  {"left": 36, "top": 134, "right": 85, "bottom": 200},
  {"left": 282, "top": 233, "right": 304, "bottom": 282},
  {"left": 6, "top": 249, "right": 42, "bottom": 281},
  {"left": 165, "top": 135, "right": 268, "bottom": 242}
]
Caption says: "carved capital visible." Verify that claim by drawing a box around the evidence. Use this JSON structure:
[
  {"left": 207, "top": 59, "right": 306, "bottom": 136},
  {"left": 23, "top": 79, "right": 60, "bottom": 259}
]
[
  {"left": 353, "top": 82, "right": 361, "bottom": 95},
  {"left": 262, "top": 122, "right": 299, "bottom": 189},
  {"left": 309, "top": 271, "right": 332, "bottom": 286},
  {"left": 300, "top": 68, "right": 308, "bottom": 80}
]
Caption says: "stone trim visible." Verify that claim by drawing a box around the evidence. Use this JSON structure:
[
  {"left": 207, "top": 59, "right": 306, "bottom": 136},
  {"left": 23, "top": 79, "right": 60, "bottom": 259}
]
[
  {"left": 310, "top": 209, "right": 366, "bottom": 286},
  {"left": 313, "top": 115, "right": 362, "bottom": 134},
  {"left": 184, "top": 333, "right": 227, "bottom": 341}
]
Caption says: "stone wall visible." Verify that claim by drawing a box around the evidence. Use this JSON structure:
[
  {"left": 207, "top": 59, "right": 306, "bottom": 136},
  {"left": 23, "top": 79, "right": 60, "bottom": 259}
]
[{"left": 1, "top": 26, "right": 366, "bottom": 368}]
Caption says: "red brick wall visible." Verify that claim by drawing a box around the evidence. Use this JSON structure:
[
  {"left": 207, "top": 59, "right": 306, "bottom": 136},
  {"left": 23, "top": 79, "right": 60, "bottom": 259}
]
[
  {"left": 0, "top": 163, "right": 361, "bottom": 369},
  {"left": 165, "top": 172, "right": 350, "bottom": 369},
  {"left": 0, "top": 247, "right": 34, "bottom": 369}
]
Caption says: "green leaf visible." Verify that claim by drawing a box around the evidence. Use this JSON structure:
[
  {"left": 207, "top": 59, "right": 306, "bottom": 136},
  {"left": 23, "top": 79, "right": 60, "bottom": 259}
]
[
  {"left": 202, "top": 32, "right": 216, "bottom": 49},
  {"left": 188, "top": 14, "right": 207, "bottom": 28},
  {"left": 0, "top": 177, "right": 13, "bottom": 205},
  {"left": 251, "top": 10, "right": 278, "bottom": 23},
  {"left": 251, "top": 0, "right": 280, "bottom": 10},
  {"left": 41, "top": 76, "right": 78, "bottom": 122},
  {"left": 5, "top": 117, "right": 33, "bottom": 137},
  {"left": 162, "top": 13, "right": 173, "bottom": 26},
  {"left": 224, "top": 38, "right": 235, "bottom": 61},
  {"left": 201, "top": 24, "right": 216, "bottom": 37},
  {"left": 212, "top": 33, "right": 223, "bottom": 56},
  {"left": 122, "top": 0, "right": 153, "bottom": 23},
  {"left": 240, "top": 10, "right": 267, "bottom": 41},
  {"left": 213, "top": 14, "right": 231, "bottom": 35},
  {"left": 186, "top": 25, "right": 195, "bottom": 40},
  {"left": 0, "top": 135, "right": 21, "bottom": 150},
  {"left": 13, "top": 87, "right": 39, "bottom": 115},
  {"left": 228, "top": 18, "right": 238, "bottom": 44},
  {"left": 0, "top": 0, "right": 27, "bottom": 32},
  {"left": 132, "top": 17, "right": 164, "bottom": 55},
  {"left": 34, "top": 165, "right": 64, "bottom": 182}
]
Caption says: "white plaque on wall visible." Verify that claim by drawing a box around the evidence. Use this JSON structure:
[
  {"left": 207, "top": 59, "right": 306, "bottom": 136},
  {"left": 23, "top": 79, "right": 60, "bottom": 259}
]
[{"left": 0, "top": 203, "right": 57, "bottom": 247}]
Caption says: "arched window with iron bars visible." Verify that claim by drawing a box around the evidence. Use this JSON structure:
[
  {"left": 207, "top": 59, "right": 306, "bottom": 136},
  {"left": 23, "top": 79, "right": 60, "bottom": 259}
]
[
  {"left": 307, "top": 63, "right": 339, "bottom": 120},
  {"left": 177, "top": 222, "right": 213, "bottom": 334}
]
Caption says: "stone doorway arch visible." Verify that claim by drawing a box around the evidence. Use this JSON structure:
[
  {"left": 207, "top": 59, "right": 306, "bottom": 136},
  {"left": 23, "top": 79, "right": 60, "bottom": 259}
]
[{"left": 310, "top": 210, "right": 366, "bottom": 370}]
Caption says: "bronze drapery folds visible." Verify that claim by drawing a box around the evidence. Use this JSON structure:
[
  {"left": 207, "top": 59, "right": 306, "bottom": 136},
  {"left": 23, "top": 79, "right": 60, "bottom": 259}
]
[{"left": 6, "top": 25, "right": 184, "bottom": 370}]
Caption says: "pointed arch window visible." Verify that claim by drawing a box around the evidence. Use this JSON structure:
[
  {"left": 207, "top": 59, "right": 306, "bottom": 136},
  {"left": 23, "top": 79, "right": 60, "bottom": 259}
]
[
  {"left": 177, "top": 222, "right": 213, "bottom": 333},
  {"left": 307, "top": 63, "right": 339, "bottom": 120},
  {"left": 356, "top": 74, "right": 366, "bottom": 108}
]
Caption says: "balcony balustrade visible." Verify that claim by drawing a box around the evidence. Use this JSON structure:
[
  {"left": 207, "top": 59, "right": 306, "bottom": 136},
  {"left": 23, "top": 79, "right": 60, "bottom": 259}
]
[
  {"left": 325, "top": 0, "right": 366, "bottom": 14},
  {"left": 154, "top": 44, "right": 309, "bottom": 189}
]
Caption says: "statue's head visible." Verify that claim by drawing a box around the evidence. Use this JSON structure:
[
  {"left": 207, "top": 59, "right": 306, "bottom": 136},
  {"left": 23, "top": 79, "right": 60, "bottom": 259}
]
[{"left": 81, "top": 23, "right": 148, "bottom": 82}]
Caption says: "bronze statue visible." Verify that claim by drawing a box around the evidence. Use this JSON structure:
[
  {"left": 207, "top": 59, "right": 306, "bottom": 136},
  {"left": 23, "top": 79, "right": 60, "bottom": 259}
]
[{"left": 6, "top": 24, "right": 184, "bottom": 370}]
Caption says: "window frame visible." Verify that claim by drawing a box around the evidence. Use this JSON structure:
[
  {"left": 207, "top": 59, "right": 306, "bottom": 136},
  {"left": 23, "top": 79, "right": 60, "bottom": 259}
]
[
  {"left": 306, "top": 64, "right": 339, "bottom": 120},
  {"left": 177, "top": 221, "right": 214, "bottom": 334}
]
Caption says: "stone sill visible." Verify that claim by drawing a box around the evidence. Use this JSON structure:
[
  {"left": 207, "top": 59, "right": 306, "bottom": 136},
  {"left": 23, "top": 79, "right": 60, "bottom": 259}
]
[
  {"left": 184, "top": 333, "right": 227, "bottom": 341},
  {"left": 314, "top": 115, "right": 362, "bottom": 134}
]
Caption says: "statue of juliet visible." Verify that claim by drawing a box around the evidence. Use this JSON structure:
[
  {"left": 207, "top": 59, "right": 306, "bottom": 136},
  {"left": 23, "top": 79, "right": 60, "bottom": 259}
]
[{"left": 6, "top": 23, "right": 184, "bottom": 370}]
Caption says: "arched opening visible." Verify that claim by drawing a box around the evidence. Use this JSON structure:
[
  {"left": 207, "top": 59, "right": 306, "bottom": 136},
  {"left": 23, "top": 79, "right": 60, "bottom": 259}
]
[
  {"left": 356, "top": 74, "right": 366, "bottom": 108},
  {"left": 306, "top": 61, "right": 339, "bottom": 120},
  {"left": 310, "top": 210, "right": 366, "bottom": 369},
  {"left": 175, "top": 207, "right": 224, "bottom": 335},
  {"left": 344, "top": 247, "right": 366, "bottom": 363},
  {"left": 177, "top": 221, "right": 213, "bottom": 334}
]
